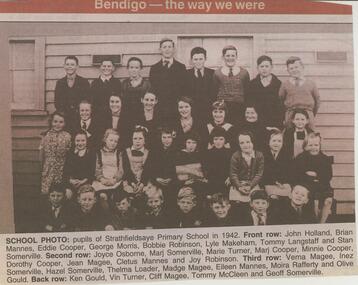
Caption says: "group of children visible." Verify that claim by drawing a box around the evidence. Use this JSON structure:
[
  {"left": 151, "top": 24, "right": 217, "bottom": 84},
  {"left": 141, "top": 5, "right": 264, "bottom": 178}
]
[{"left": 37, "top": 38, "right": 333, "bottom": 232}]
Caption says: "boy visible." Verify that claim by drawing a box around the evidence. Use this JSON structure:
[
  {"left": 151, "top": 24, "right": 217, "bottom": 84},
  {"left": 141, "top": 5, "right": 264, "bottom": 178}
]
[
  {"left": 240, "top": 190, "right": 276, "bottom": 226},
  {"left": 72, "top": 184, "right": 111, "bottom": 231},
  {"left": 186, "top": 47, "right": 216, "bottom": 122},
  {"left": 140, "top": 186, "right": 170, "bottom": 229},
  {"left": 149, "top": 38, "right": 187, "bottom": 125},
  {"left": 279, "top": 56, "right": 320, "bottom": 129},
  {"left": 90, "top": 57, "right": 122, "bottom": 118},
  {"left": 203, "top": 126, "right": 232, "bottom": 195},
  {"left": 246, "top": 55, "right": 283, "bottom": 129},
  {"left": 54, "top": 56, "right": 90, "bottom": 123},
  {"left": 203, "top": 193, "right": 238, "bottom": 227},
  {"left": 39, "top": 183, "right": 73, "bottom": 232},
  {"left": 171, "top": 186, "right": 202, "bottom": 228},
  {"left": 278, "top": 184, "right": 316, "bottom": 224}
]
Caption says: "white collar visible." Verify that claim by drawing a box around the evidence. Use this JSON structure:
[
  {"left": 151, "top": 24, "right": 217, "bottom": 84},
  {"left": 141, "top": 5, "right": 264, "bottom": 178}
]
[
  {"left": 131, "top": 146, "right": 145, "bottom": 153},
  {"left": 100, "top": 75, "right": 112, "bottom": 82},
  {"left": 162, "top": 57, "right": 174, "bottom": 66},
  {"left": 242, "top": 151, "right": 255, "bottom": 159}
]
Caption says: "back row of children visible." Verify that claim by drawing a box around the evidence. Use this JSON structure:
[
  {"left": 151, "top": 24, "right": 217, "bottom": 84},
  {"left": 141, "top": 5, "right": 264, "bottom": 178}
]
[{"left": 38, "top": 38, "right": 330, "bottom": 231}]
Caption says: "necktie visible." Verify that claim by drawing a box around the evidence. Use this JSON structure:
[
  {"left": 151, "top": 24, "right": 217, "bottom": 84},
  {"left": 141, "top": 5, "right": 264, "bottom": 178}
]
[
  {"left": 258, "top": 214, "right": 265, "bottom": 225},
  {"left": 53, "top": 207, "right": 60, "bottom": 218},
  {"left": 82, "top": 121, "right": 87, "bottom": 131},
  {"left": 163, "top": 60, "right": 169, "bottom": 69},
  {"left": 228, "top": 68, "right": 234, "bottom": 77},
  {"left": 197, "top": 69, "right": 203, "bottom": 79}
]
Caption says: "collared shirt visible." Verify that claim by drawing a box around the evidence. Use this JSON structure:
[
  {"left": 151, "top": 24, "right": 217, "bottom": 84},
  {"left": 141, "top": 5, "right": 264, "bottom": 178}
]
[
  {"left": 242, "top": 151, "right": 255, "bottom": 166},
  {"left": 100, "top": 75, "right": 113, "bottom": 82},
  {"left": 195, "top": 68, "right": 204, "bottom": 78},
  {"left": 221, "top": 66, "right": 240, "bottom": 76},
  {"left": 74, "top": 148, "right": 86, "bottom": 157},
  {"left": 130, "top": 146, "right": 145, "bottom": 154},
  {"left": 260, "top": 74, "right": 272, "bottom": 87},
  {"left": 289, "top": 76, "right": 306, "bottom": 87},
  {"left": 251, "top": 210, "right": 267, "bottom": 226},
  {"left": 52, "top": 205, "right": 62, "bottom": 218},
  {"left": 162, "top": 57, "right": 174, "bottom": 68},
  {"left": 271, "top": 150, "right": 279, "bottom": 160}
]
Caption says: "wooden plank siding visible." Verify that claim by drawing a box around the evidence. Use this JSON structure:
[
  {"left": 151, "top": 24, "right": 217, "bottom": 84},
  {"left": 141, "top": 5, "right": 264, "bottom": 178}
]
[{"left": 12, "top": 32, "right": 354, "bottom": 216}]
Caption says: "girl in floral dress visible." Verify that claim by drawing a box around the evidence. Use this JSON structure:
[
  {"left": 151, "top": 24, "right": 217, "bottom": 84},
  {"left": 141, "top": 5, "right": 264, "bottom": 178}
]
[{"left": 39, "top": 111, "right": 71, "bottom": 194}]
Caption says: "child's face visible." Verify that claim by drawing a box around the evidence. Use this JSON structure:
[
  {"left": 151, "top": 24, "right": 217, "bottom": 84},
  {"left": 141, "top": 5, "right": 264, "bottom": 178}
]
[
  {"left": 245, "top": 107, "right": 258, "bottom": 123},
  {"left": 178, "top": 197, "right": 196, "bottom": 214},
  {"left": 75, "top": 134, "right": 87, "bottom": 151},
  {"left": 305, "top": 137, "right": 321, "bottom": 155},
  {"left": 287, "top": 60, "right": 304, "bottom": 79},
  {"left": 211, "top": 202, "right": 231, "bottom": 219},
  {"left": 127, "top": 60, "right": 142, "bottom": 78},
  {"left": 49, "top": 191, "right": 64, "bottom": 208},
  {"left": 78, "top": 192, "right": 96, "bottom": 212},
  {"left": 141, "top": 93, "right": 158, "bottom": 111},
  {"left": 257, "top": 60, "right": 273, "bottom": 78},
  {"left": 185, "top": 139, "right": 198, "bottom": 152},
  {"left": 105, "top": 134, "right": 119, "bottom": 151},
  {"left": 52, "top": 114, "right": 65, "bottom": 132},
  {"left": 161, "top": 133, "right": 173, "bottom": 148},
  {"left": 238, "top": 134, "right": 254, "bottom": 154},
  {"left": 160, "top": 41, "right": 175, "bottom": 59},
  {"left": 269, "top": 134, "right": 283, "bottom": 153},
  {"left": 64, "top": 59, "right": 78, "bottom": 76},
  {"left": 178, "top": 101, "right": 192, "bottom": 118},
  {"left": 191, "top": 53, "right": 206, "bottom": 70},
  {"left": 79, "top": 103, "right": 92, "bottom": 121},
  {"left": 109, "top": 96, "right": 122, "bottom": 114},
  {"left": 292, "top": 113, "right": 308, "bottom": 130},
  {"left": 100, "top": 60, "right": 115, "bottom": 77},
  {"left": 250, "top": 199, "right": 269, "bottom": 215},
  {"left": 213, "top": 136, "right": 226, "bottom": 149},
  {"left": 212, "top": 109, "right": 225, "bottom": 124},
  {"left": 291, "top": 186, "right": 309, "bottom": 206},
  {"left": 147, "top": 194, "right": 163, "bottom": 212},
  {"left": 223, "top": 49, "right": 237, "bottom": 67},
  {"left": 115, "top": 198, "right": 130, "bottom": 213},
  {"left": 132, "top": 132, "right": 145, "bottom": 150}
]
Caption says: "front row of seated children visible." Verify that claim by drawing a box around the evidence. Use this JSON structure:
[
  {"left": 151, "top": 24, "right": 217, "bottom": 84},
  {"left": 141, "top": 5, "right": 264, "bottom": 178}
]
[{"left": 39, "top": 179, "right": 318, "bottom": 232}]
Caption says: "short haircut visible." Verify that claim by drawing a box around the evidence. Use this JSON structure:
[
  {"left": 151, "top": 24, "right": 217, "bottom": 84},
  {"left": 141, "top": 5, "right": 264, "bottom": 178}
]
[
  {"left": 64, "top": 55, "right": 79, "bottom": 65},
  {"left": 102, "top": 128, "right": 120, "bottom": 145},
  {"left": 77, "top": 184, "right": 95, "bottom": 196},
  {"left": 212, "top": 100, "right": 227, "bottom": 112},
  {"left": 269, "top": 129, "right": 283, "bottom": 141},
  {"left": 74, "top": 130, "right": 88, "bottom": 144},
  {"left": 178, "top": 96, "right": 194, "bottom": 108},
  {"left": 257, "top": 55, "right": 273, "bottom": 66},
  {"left": 160, "top": 126, "right": 175, "bottom": 136},
  {"left": 127, "top": 56, "right": 143, "bottom": 69},
  {"left": 238, "top": 130, "right": 254, "bottom": 144},
  {"left": 100, "top": 56, "right": 115, "bottom": 66},
  {"left": 292, "top": 184, "right": 311, "bottom": 199},
  {"left": 250, "top": 190, "right": 269, "bottom": 202},
  {"left": 159, "top": 38, "right": 175, "bottom": 48},
  {"left": 132, "top": 125, "right": 148, "bottom": 140},
  {"left": 222, "top": 45, "right": 237, "bottom": 56},
  {"left": 113, "top": 190, "right": 131, "bottom": 203},
  {"left": 142, "top": 91, "right": 157, "bottom": 99},
  {"left": 292, "top": 108, "right": 309, "bottom": 120},
  {"left": 49, "top": 111, "right": 66, "bottom": 130},
  {"left": 286, "top": 56, "right": 303, "bottom": 67},
  {"left": 184, "top": 130, "right": 200, "bottom": 144},
  {"left": 210, "top": 126, "right": 227, "bottom": 143},
  {"left": 79, "top": 100, "right": 92, "bottom": 109},
  {"left": 207, "top": 193, "right": 230, "bottom": 206},
  {"left": 49, "top": 182, "right": 66, "bottom": 194},
  {"left": 302, "top": 132, "right": 321, "bottom": 149},
  {"left": 190, "top": 46, "right": 207, "bottom": 58},
  {"left": 177, "top": 186, "right": 196, "bottom": 201}
]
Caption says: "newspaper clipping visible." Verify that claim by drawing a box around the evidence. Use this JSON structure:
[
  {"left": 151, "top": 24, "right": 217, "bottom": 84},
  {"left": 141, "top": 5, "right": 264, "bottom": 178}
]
[{"left": 0, "top": 0, "right": 357, "bottom": 284}]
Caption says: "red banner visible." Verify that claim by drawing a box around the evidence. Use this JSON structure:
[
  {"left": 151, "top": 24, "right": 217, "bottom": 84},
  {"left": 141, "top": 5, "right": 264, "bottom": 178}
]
[{"left": 0, "top": 0, "right": 352, "bottom": 14}]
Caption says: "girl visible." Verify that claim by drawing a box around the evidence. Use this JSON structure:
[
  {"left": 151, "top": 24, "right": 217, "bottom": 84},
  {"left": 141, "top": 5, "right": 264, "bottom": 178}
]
[
  {"left": 262, "top": 130, "right": 292, "bottom": 199},
  {"left": 202, "top": 100, "right": 236, "bottom": 149},
  {"left": 130, "top": 92, "right": 160, "bottom": 150},
  {"left": 122, "top": 57, "right": 151, "bottom": 119},
  {"left": 92, "top": 129, "right": 124, "bottom": 208},
  {"left": 63, "top": 130, "right": 96, "bottom": 199},
  {"left": 239, "top": 105, "right": 267, "bottom": 151},
  {"left": 122, "top": 126, "right": 153, "bottom": 195},
  {"left": 213, "top": 45, "right": 250, "bottom": 125},
  {"left": 173, "top": 96, "right": 203, "bottom": 150},
  {"left": 229, "top": 131, "right": 264, "bottom": 204},
  {"left": 293, "top": 132, "right": 333, "bottom": 223},
  {"left": 283, "top": 108, "right": 313, "bottom": 159},
  {"left": 40, "top": 111, "right": 71, "bottom": 194}
]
